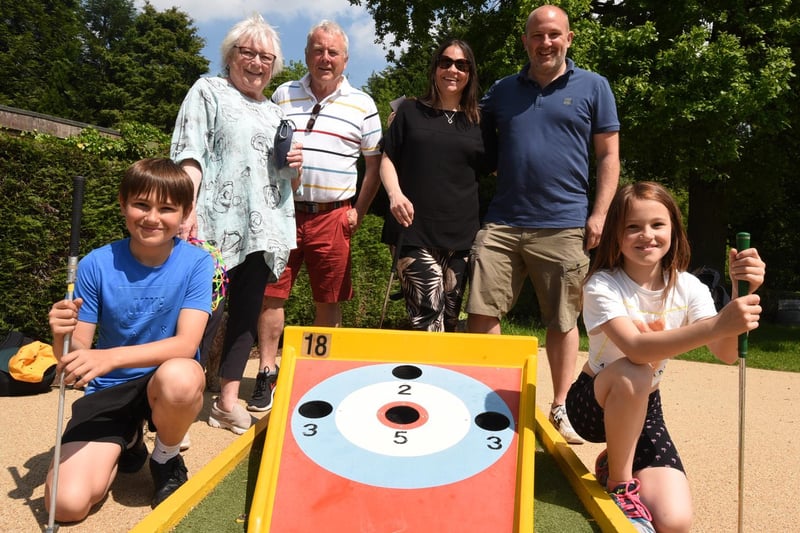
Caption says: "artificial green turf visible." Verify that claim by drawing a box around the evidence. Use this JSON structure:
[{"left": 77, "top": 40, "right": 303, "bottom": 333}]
[
  {"left": 172, "top": 430, "right": 265, "bottom": 532},
  {"left": 172, "top": 436, "right": 599, "bottom": 532}
]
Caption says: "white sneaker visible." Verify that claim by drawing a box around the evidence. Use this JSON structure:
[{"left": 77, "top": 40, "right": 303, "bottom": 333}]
[
  {"left": 208, "top": 401, "right": 252, "bottom": 435},
  {"left": 549, "top": 404, "right": 584, "bottom": 444},
  {"left": 179, "top": 432, "right": 191, "bottom": 451}
]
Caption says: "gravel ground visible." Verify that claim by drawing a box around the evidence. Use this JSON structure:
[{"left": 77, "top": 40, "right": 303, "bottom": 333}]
[{"left": 2, "top": 351, "right": 798, "bottom": 532}]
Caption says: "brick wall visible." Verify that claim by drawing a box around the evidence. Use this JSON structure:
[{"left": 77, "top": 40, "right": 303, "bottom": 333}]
[{"left": 0, "top": 104, "right": 119, "bottom": 139}]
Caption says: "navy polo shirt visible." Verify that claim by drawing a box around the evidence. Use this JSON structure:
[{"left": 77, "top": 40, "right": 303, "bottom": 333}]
[{"left": 481, "top": 59, "right": 620, "bottom": 228}]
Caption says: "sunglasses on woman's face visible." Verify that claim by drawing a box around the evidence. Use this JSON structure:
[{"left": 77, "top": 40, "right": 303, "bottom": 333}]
[{"left": 436, "top": 56, "right": 471, "bottom": 73}]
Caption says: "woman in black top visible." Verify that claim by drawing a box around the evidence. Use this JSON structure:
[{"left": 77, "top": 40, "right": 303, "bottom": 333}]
[{"left": 380, "top": 39, "right": 491, "bottom": 331}]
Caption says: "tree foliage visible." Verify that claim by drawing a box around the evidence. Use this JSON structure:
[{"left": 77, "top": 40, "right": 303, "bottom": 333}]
[
  {"left": 98, "top": 4, "right": 208, "bottom": 130},
  {"left": 0, "top": 0, "right": 85, "bottom": 118},
  {"left": 361, "top": 0, "right": 800, "bottom": 292},
  {"left": 0, "top": 0, "right": 208, "bottom": 131},
  {"left": 589, "top": 0, "right": 796, "bottom": 274},
  {"left": 267, "top": 60, "right": 308, "bottom": 96}
]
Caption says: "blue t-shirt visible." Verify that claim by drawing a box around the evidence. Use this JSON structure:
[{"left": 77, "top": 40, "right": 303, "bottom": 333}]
[
  {"left": 74, "top": 237, "right": 213, "bottom": 393},
  {"left": 481, "top": 59, "right": 620, "bottom": 228}
]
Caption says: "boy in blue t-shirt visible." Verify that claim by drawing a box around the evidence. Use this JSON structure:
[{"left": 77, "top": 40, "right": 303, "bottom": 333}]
[{"left": 46, "top": 158, "right": 214, "bottom": 522}]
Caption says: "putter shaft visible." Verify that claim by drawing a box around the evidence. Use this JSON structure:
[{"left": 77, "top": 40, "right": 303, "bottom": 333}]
[{"left": 735, "top": 231, "right": 750, "bottom": 533}]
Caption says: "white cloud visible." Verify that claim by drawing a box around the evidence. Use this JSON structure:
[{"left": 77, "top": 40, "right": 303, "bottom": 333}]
[
  {"left": 138, "top": 0, "right": 389, "bottom": 82},
  {"left": 138, "top": 0, "right": 380, "bottom": 53},
  {"left": 140, "top": 0, "right": 352, "bottom": 24}
]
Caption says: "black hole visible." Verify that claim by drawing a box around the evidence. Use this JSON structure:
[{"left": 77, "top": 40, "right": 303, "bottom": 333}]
[
  {"left": 392, "top": 365, "right": 423, "bottom": 380},
  {"left": 298, "top": 400, "right": 333, "bottom": 419},
  {"left": 474, "top": 411, "right": 511, "bottom": 431},
  {"left": 385, "top": 405, "right": 420, "bottom": 425}
]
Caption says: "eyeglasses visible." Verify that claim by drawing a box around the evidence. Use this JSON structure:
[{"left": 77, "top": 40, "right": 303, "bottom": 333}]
[
  {"left": 306, "top": 103, "right": 322, "bottom": 131},
  {"left": 235, "top": 45, "right": 276, "bottom": 66},
  {"left": 436, "top": 56, "right": 471, "bottom": 73}
]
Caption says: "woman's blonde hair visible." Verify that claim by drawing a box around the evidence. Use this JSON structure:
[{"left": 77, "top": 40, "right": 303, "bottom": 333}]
[{"left": 221, "top": 13, "right": 284, "bottom": 77}]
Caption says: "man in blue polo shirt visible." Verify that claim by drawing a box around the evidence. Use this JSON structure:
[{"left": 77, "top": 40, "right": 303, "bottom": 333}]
[{"left": 467, "top": 4, "right": 620, "bottom": 445}]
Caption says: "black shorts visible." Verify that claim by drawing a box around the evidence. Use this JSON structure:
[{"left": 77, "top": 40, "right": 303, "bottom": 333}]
[
  {"left": 565, "top": 371, "right": 685, "bottom": 474},
  {"left": 61, "top": 372, "right": 155, "bottom": 450}
]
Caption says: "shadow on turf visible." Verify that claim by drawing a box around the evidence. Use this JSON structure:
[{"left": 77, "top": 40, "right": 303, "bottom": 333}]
[
  {"left": 534, "top": 447, "right": 601, "bottom": 532},
  {"left": 173, "top": 437, "right": 599, "bottom": 532}
]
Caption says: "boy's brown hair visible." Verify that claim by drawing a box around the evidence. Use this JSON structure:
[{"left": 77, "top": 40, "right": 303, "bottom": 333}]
[{"left": 119, "top": 158, "right": 194, "bottom": 214}]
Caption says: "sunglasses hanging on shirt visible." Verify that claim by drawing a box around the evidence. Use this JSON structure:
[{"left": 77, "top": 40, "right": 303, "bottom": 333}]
[{"left": 306, "top": 103, "right": 323, "bottom": 131}]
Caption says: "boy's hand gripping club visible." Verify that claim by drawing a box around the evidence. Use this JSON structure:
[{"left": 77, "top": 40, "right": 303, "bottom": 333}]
[{"left": 46, "top": 175, "right": 86, "bottom": 533}]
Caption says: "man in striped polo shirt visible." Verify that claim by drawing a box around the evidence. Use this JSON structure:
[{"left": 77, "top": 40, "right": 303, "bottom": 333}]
[{"left": 250, "top": 20, "right": 383, "bottom": 412}]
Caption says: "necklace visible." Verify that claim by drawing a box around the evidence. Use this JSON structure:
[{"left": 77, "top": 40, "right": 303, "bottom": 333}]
[{"left": 443, "top": 110, "right": 456, "bottom": 124}]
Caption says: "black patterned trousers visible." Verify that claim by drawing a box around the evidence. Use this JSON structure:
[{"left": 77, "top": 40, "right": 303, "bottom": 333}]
[{"left": 396, "top": 246, "right": 469, "bottom": 332}]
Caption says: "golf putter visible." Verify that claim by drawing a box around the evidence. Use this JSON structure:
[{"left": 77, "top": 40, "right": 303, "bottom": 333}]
[
  {"left": 46, "top": 176, "right": 86, "bottom": 533},
  {"left": 736, "top": 231, "right": 750, "bottom": 533},
  {"left": 379, "top": 232, "right": 404, "bottom": 328}
]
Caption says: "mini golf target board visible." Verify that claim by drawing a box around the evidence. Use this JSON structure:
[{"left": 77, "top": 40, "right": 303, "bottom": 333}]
[{"left": 248, "top": 326, "right": 538, "bottom": 533}]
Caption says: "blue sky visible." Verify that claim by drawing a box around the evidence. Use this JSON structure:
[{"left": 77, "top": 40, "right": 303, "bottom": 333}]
[{"left": 140, "top": 0, "right": 393, "bottom": 89}]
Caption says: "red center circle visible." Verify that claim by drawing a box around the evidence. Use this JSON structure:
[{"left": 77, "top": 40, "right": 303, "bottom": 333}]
[{"left": 376, "top": 401, "right": 429, "bottom": 430}]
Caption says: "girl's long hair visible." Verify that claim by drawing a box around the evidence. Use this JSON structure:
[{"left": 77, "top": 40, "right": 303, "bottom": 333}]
[
  {"left": 418, "top": 39, "right": 480, "bottom": 124},
  {"left": 587, "top": 181, "right": 691, "bottom": 299}
]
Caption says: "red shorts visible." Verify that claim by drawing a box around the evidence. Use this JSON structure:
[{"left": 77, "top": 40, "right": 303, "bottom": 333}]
[{"left": 265, "top": 205, "right": 353, "bottom": 302}]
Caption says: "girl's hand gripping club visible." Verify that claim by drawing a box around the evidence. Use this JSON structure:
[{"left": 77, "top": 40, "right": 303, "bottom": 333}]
[{"left": 736, "top": 231, "right": 750, "bottom": 533}]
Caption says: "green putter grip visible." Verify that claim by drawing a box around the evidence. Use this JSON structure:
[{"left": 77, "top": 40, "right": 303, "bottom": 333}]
[{"left": 736, "top": 232, "right": 750, "bottom": 358}]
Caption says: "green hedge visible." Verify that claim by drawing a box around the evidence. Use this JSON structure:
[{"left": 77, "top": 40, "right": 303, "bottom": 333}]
[
  {"left": 0, "top": 133, "right": 128, "bottom": 339},
  {"left": 0, "top": 130, "right": 408, "bottom": 341}
]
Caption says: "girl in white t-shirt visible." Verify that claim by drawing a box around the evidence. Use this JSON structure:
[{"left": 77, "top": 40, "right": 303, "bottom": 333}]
[{"left": 565, "top": 181, "right": 765, "bottom": 533}]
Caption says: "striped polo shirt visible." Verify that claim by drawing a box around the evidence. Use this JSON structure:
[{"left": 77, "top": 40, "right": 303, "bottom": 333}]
[{"left": 271, "top": 74, "right": 382, "bottom": 203}]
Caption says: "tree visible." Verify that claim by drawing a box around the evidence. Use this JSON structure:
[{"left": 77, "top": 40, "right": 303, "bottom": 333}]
[
  {"left": 589, "top": 0, "right": 795, "bottom": 275},
  {"left": 354, "top": 0, "right": 529, "bottom": 93},
  {"left": 267, "top": 59, "right": 308, "bottom": 95},
  {"left": 359, "top": 0, "right": 799, "bottom": 287},
  {"left": 78, "top": 0, "right": 137, "bottom": 125},
  {"left": 98, "top": 3, "right": 208, "bottom": 130},
  {"left": 83, "top": 0, "right": 136, "bottom": 48},
  {"left": 0, "top": 0, "right": 208, "bottom": 131},
  {"left": 0, "top": 0, "right": 85, "bottom": 119}
]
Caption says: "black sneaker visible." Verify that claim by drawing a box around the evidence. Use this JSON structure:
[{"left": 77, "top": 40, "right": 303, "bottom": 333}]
[
  {"left": 149, "top": 454, "right": 188, "bottom": 508},
  {"left": 247, "top": 366, "right": 278, "bottom": 412},
  {"left": 118, "top": 424, "right": 148, "bottom": 474}
]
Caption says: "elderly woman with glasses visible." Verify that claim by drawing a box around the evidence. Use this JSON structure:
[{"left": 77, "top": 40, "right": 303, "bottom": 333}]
[
  {"left": 170, "top": 13, "right": 302, "bottom": 435},
  {"left": 379, "top": 38, "right": 493, "bottom": 332}
]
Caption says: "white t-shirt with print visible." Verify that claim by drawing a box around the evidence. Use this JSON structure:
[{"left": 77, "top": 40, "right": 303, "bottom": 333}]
[{"left": 583, "top": 269, "right": 717, "bottom": 386}]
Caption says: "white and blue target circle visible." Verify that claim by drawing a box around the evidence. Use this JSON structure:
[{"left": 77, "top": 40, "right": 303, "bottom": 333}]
[{"left": 291, "top": 363, "right": 516, "bottom": 489}]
